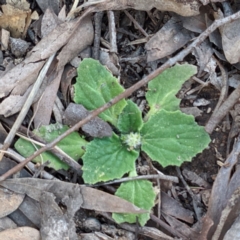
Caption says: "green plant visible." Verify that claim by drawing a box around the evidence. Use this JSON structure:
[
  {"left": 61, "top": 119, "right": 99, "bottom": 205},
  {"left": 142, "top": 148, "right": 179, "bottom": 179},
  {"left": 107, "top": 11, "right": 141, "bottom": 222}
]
[
  {"left": 15, "top": 58, "right": 210, "bottom": 226},
  {"left": 15, "top": 123, "right": 87, "bottom": 170},
  {"left": 74, "top": 59, "right": 211, "bottom": 225}
]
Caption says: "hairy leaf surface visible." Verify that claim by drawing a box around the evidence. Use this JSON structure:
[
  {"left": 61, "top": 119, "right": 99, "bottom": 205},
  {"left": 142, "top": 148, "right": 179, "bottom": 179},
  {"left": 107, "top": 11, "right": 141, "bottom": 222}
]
[
  {"left": 82, "top": 133, "right": 139, "bottom": 184},
  {"left": 15, "top": 123, "right": 87, "bottom": 170},
  {"left": 113, "top": 180, "right": 156, "bottom": 226},
  {"left": 141, "top": 110, "right": 211, "bottom": 167},
  {"left": 74, "top": 59, "right": 126, "bottom": 126},
  {"left": 146, "top": 64, "right": 197, "bottom": 117},
  {"left": 117, "top": 100, "right": 143, "bottom": 133}
]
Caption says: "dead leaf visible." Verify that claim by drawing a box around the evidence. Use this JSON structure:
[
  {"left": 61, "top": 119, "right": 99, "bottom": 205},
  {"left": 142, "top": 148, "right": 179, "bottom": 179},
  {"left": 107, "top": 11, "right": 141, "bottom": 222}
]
[
  {"left": 90, "top": 0, "right": 200, "bottom": 17},
  {"left": 212, "top": 187, "right": 240, "bottom": 240},
  {"left": 0, "top": 187, "right": 24, "bottom": 218},
  {"left": 192, "top": 40, "right": 213, "bottom": 75},
  {"left": 33, "top": 68, "right": 64, "bottom": 127},
  {"left": 39, "top": 191, "right": 78, "bottom": 240},
  {"left": 200, "top": 137, "right": 240, "bottom": 239},
  {"left": 215, "top": 9, "right": 240, "bottom": 64},
  {"left": 63, "top": 103, "right": 113, "bottom": 138},
  {"left": 0, "top": 59, "right": 45, "bottom": 99},
  {"left": 164, "top": 214, "right": 199, "bottom": 239},
  {"left": 0, "top": 227, "right": 40, "bottom": 240},
  {"left": 182, "top": 169, "right": 210, "bottom": 188},
  {"left": 57, "top": 15, "right": 94, "bottom": 70},
  {"left": 0, "top": 179, "right": 146, "bottom": 239},
  {"left": 60, "top": 65, "right": 77, "bottom": 104},
  {"left": 161, "top": 192, "right": 194, "bottom": 224},
  {"left": 145, "top": 16, "right": 192, "bottom": 62},
  {"left": 0, "top": 9, "right": 93, "bottom": 117},
  {"left": 17, "top": 196, "right": 42, "bottom": 228},
  {"left": 0, "top": 178, "right": 146, "bottom": 214},
  {"left": 36, "top": 0, "right": 60, "bottom": 15},
  {"left": 180, "top": 13, "right": 206, "bottom": 33},
  {"left": 0, "top": 157, "right": 32, "bottom": 178},
  {"left": 222, "top": 213, "right": 240, "bottom": 240},
  {"left": 41, "top": 8, "right": 62, "bottom": 38}
]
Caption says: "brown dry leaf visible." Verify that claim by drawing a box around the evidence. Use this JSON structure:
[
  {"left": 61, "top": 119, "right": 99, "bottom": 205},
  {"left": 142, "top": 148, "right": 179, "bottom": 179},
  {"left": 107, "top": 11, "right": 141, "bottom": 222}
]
[
  {"left": 200, "top": 137, "right": 240, "bottom": 239},
  {"left": 0, "top": 9, "right": 93, "bottom": 117},
  {"left": 60, "top": 65, "right": 77, "bottom": 104},
  {"left": 0, "top": 157, "right": 32, "bottom": 178},
  {"left": 164, "top": 214, "right": 199, "bottom": 239},
  {"left": 63, "top": 103, "right": 113, "bottom": 138},
  {"left": 57, "top": 15, "right": 94, "bottom": 70},
  {"left": 0, "top": 227, "right": 40, "bottom": 240},
  {"left": 221, "top": 17, "right": 240, "bottom": 64},
  {"left": 182, "top": 169, "right": 210, "bottom": 188},
  {"left": 0, "top": 187, "right": 24, "bottom": 218},
  {"left": 161, "top": 192, "right": 194, "bottom": 224},
  {"left": 222, "top": 214, "right": 240, "bottom": 240},
  {"left": 180, "top": 13, "right": 206, "bottom": 33},
  {"left": 16, "top": 196, "right": 42, "bottom": 228},
  {"left": 36, "top": 0, "right": 60, "bottom": 15},
  {"left": 0, "top": 178, "right": 146, "bottom": 239},
  {"left": 145, "top": 16, "right": 192, "bottom": 62},
  {"left": 88, "top": 0, "right": 200, "bottom": 17},
  {"left": 192, "top": 40, "right": 213, "bottom": 75},
  {"left": 0, "top": 83, "right": 38, "bottom": 117},
  {"left": 0, "top": 2, "right": 31, "bottom": 38},
  {"left": 0, "top": 178, "right": 146, "bottom": 214},
  {"left": 214, "top": 9, "right": 240, "bottom": 64},
  {"left": 41, "top": 8, "right": 63, "bottom": 38},
  {"left": 39, "top": 191, "right": 78, "bottom": 240},
  {"left": 212, "top": 187, "right": 240, "bottom": 240},
  {"left": 33, "top": 68, "right": 64, "bottom": 127}
]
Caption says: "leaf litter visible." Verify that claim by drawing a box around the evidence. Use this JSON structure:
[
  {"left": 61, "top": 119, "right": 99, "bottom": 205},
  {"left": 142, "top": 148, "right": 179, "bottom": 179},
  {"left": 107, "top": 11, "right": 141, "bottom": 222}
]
[{"left": 0, "top": 0, "right": 240, "bottom": 239}]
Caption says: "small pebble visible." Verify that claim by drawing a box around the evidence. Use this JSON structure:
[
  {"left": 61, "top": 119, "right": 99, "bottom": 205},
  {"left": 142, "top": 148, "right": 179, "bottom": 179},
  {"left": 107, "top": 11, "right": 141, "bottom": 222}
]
[
  {"left": 82, "top": 217, "right": 101, "bottom": 232},
  {"left": 193, "top": 98, "right": 210, "bottom": 107},
  {"left": 10, "top": 37, "right": 29, "bottom": 58}
]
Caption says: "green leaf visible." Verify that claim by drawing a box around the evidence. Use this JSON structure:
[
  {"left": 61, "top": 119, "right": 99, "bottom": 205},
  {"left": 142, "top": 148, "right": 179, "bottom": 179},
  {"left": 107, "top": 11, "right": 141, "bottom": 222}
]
[
  {"left": 146, "top": 64, "right": 197, "bottom": 117},
  {"left": 74, "top": 58, "right": 127, "bottom": 126},
  {"left": 15, "top": 123, "right": 87, "bottom": 170},
  {"left": 140, "top": 110, "right": 211, "bottom": 167},
  {"left": 117, "top": 100, "right": 143, "bottom": 133},
  {"left": 112, "top": 180, "right": 156, "bottom": 226},
  {"left": 82, "top": 133, "right": 139, "bottom": 184}
]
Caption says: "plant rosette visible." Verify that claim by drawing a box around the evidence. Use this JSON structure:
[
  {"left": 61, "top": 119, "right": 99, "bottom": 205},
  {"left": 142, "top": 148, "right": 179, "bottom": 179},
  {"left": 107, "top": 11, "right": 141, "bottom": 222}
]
[
  {"left": 15, "top": 58, "right": 211, "bottom": 226},
  {"left": 73, "top": 59, "right": 211, "bottom": 226}
]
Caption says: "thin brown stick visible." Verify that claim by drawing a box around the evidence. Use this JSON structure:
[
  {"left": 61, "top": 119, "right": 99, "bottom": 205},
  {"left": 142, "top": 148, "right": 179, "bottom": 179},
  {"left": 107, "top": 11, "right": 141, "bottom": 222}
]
[
  {"left": 123, "top": 10, "right": 149, "bottom": 38},
  {"left": 1, "top": 11, "right": 240, "bottom": 181},
  {"left": 90, "top": 173, "right": 178, "bottom": 187},
  {"left": 205, "top": 82, "right": 240, "bottom": 134}
]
